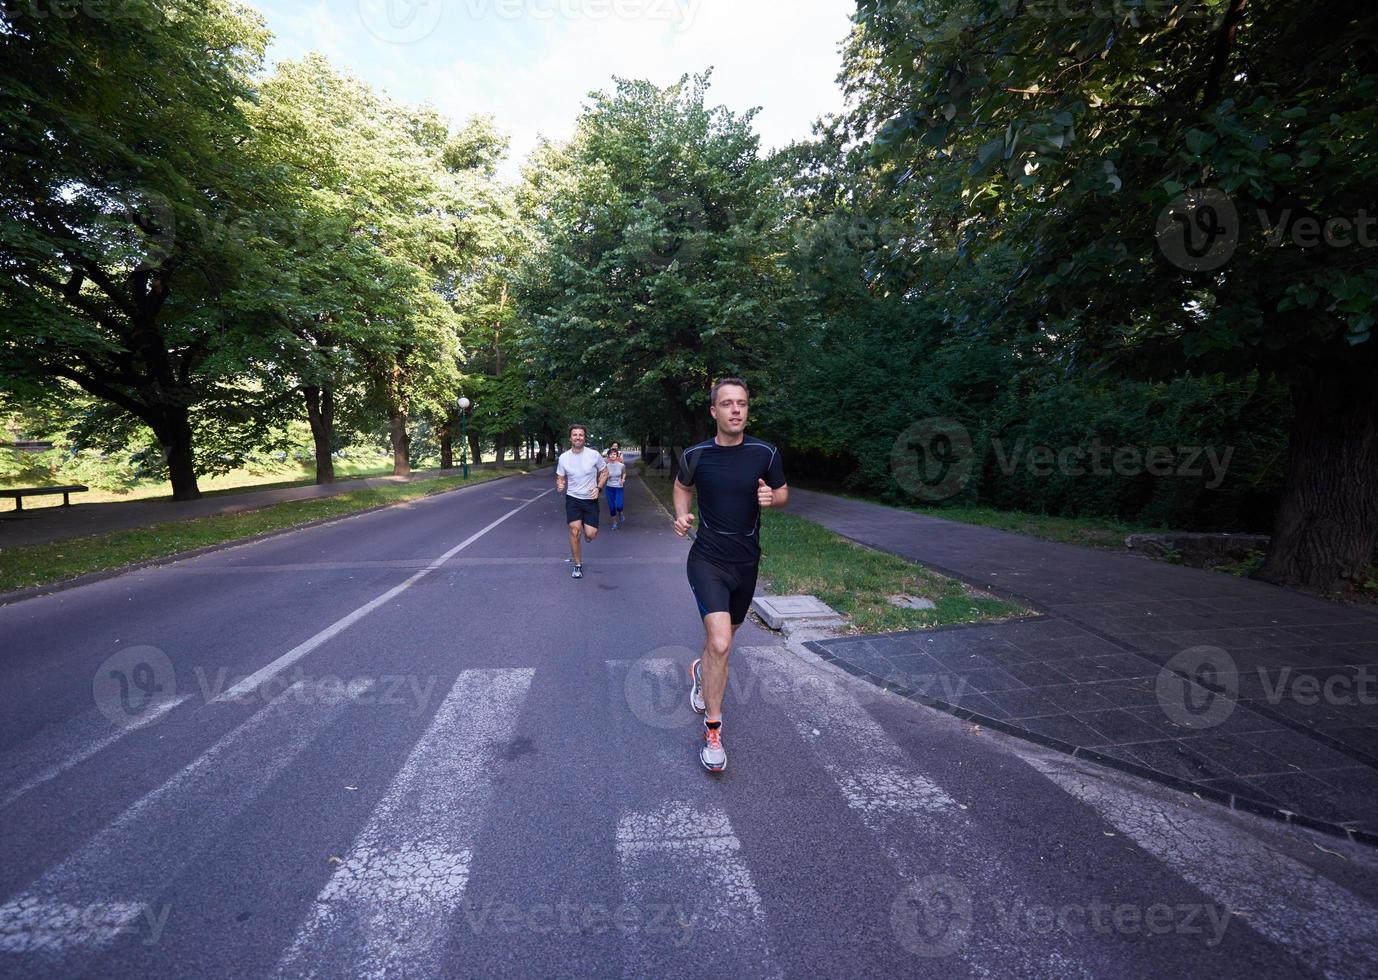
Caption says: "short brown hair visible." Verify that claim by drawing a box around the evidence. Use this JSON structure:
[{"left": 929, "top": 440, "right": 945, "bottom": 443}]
[
  {"left": 568, "top": 423, "right": 588, "bottom": 436},
  {"left": 711, "top": 377, "right": 750, "bottom": 404}
]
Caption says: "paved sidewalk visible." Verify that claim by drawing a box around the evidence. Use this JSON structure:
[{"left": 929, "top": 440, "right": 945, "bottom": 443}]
[
  {"left": 0, "top": 463, "right": 546, "bottom": 551},
  {"left": 789, "top": 489, "right": 1378, "bottom": 842}
]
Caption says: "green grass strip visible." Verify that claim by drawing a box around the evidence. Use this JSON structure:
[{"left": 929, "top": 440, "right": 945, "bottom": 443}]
[
  {"left": 637, "top": 470, "right": 1025, "bottom": 634},
  {"left": 867, "top": 498, "right": 1156, "bottom": 551},
  {"left": 758, "top": 511, "right": 1024, "bottom": 633},
  {"left": 0, "top": 470, "right": 509, "bottom": 594}
]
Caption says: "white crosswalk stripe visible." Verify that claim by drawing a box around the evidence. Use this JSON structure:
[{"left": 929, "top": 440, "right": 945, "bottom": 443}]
[
  {"left": 743, "top": 646, "right": 1094, "bottom": 977},
  {"left": 0, "top": 680, "right": 364, "bottom": 964},
  {"left": 0, "top": 695, "right": 189, "bottom": 811},
  {"left": 3, "top": 646, "right": 1376, "bottom": 978},
  {"left": 615, "top": 801, "right": 783, "bottom": 980},
  {"left": 272, "top": 668, "right": 535, "bottom": 980},
  {"left": 1026, "top": 753, "right": 1378, "bottom": 980}
]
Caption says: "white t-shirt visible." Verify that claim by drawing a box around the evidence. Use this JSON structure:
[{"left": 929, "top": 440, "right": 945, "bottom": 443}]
[
  {"left": 605, "top": 461, "right": 626, "bottom": 488},
  {"left": 557, "top": 448, "right": 607, "bottom": 499}
]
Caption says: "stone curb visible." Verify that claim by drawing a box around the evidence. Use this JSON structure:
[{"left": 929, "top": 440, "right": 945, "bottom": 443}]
[{"left": 777, "top": 626, "right": 1378, "bottom": 849}]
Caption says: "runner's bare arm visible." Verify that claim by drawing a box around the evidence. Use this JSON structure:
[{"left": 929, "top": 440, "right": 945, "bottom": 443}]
[
  {"left": 673, "top": 479, "right": 696, "bottom": 536},
  {"left": 757, "top": 479, "right": 789, "bottom": 508}
]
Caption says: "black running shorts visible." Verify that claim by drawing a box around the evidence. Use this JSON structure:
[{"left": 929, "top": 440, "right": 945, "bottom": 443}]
[
  {"left": 564, "top": 495, "right": 600, "bottom": 527},
  {"left": 686, "top": 556, "right": 759, "bottom": 626}
]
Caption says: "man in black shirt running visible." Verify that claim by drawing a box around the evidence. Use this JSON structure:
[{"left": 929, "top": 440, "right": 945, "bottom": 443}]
[{"left": 673, "top": 378, "right": 788, "bottom": 772}]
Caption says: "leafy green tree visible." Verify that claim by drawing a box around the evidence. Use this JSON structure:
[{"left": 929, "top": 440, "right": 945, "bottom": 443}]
[
  {"left": 252, "top": 57, "right": 509, "bottom": 480},
  {"left": 845, "top": 0, "right": 1378, "bottom": 589},
  {"left": 0, "top": 0, "right": 291, "bottom": 499},
  {"left": 514, "top": 74, "right": 794, "bottom": 460}
]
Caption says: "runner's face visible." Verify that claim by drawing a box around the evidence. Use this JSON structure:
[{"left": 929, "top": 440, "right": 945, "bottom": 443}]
[
  {"left": 710, "top": 386, "right": 749, "bottom": 435},
  {"left": 570, "top": 429, "right": 586, "bottom": 449}
]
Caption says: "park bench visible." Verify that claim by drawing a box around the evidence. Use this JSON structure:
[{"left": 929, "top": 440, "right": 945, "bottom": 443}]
[{"left": 0, "top": 485, "right": 88, "bottom": 512}]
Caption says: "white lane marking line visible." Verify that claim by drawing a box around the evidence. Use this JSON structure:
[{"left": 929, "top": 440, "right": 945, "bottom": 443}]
[
  {"left": 615, "top": 801, "right": 782, "bottom": 980},
  {"left": 274, "top": 668, "right": 534, "bottom": 980},
  {"left": 0, "top": 680, "right": 362, "bottom": 955},
  {"left": 0, "top": 696, "right": 189, "bottom": 811},
  {"left": 215, "top": 491, "right": 551, "bottom": 703},
  {"left": 1025, "top": 754, "right": 1378, "bottom": 980}
]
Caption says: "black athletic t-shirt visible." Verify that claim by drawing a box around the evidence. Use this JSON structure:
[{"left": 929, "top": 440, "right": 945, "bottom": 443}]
[{"left": 679, "top": 435, "right": 787, "bottom": 565}]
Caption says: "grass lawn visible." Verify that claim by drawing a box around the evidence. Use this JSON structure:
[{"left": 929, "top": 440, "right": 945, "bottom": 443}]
[
  {"left": 0, "top": 452, "right": 545, "bottom": 513},
  {"left": 637, "top": 469, "right": 1026, "bottom": 634},
  {"left": 0, "top": 469, "right": 510, "bottom": 595},
  {"left": 0, "top": 458, "right": 392, "bottom": 511},
  {"left": 870, "top": 497, "right": 1158, "bottom": 551}
]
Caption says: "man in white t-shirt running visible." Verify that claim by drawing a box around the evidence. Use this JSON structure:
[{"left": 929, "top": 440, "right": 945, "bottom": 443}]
[{"left": 555, "top": 423, "right": 608, "bottom": 580}]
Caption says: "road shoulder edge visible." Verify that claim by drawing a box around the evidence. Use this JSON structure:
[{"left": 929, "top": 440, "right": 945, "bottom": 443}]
[{"left": 0, "top": 469, "right": 533, "bottom": 608}]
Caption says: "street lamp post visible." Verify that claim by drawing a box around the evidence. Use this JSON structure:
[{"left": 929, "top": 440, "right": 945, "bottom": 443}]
[{"left": 457, "top": 396, "right": 471, "bottom": 479}]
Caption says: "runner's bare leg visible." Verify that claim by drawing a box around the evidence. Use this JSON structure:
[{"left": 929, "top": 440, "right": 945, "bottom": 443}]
[{"left": 700, "top": 614, "right": 741, "bottom": 720}]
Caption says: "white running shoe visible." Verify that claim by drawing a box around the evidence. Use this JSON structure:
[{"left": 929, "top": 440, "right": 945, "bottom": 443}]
[
  {"left": 700, "top": 721, "right": 726, "bottom": 773},
  {"left": 689, "top": 658, "right": 706, "bottom": 714}
]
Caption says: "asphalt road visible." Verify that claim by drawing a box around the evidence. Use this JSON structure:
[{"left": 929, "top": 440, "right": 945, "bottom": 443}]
[{"left": 2, "top": 470, "right": 1376, "bottom": 979}]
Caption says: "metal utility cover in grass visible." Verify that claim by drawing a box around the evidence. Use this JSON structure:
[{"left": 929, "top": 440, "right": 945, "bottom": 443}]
[
  {"left": 888, "top": 595, "right": 937, "bottom": 610},
  {"left": 752, "top": 595, "right": 842, "bottom": 630}
]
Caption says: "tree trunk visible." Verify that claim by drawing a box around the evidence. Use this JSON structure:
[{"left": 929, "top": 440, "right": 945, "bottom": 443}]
[
  {"left": 494, "top": 434, "right": 506, "bottom": 466},
  {"left": 439, "top": 414, "right": 454, "bottom": 470},
  {"left": 1255, "top": 364, "right": 1378, "bottom": 590},
  {"left": 467, "top": 430, "right": 481, "bottom": 471},
  {"left": 304, "top": 385, "right": 335, "bottom": 485},
  {"left": 390, "top": 411, "right": 410, "bottom": 476},
  {"left": 512, "top": 432, "right": 522, "bottom": 462},
  {"left": 156, "top": 407, "right": 200, "bottom": 501}
]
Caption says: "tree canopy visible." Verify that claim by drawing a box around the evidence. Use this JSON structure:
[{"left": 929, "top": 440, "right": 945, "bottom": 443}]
[{"left": 3, "top": 0, "right": 1375, "bottom": 592}]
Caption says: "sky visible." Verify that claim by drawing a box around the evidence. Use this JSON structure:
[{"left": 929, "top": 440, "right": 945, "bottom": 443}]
[{"left": 243, "top": 0, "right": 857, "bottom": 179}]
